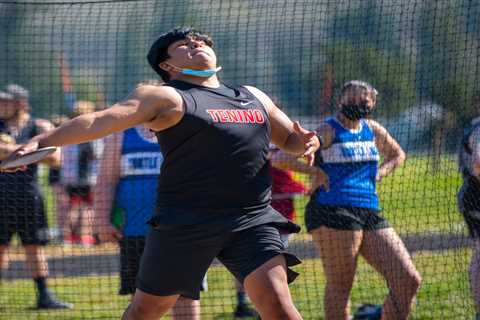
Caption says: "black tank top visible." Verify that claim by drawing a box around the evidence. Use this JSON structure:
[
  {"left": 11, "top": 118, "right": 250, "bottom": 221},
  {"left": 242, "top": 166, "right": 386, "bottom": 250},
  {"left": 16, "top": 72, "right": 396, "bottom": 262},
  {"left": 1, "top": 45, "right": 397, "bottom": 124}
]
[
  {"left": 150, "top": 80, "right": 299, "bottom": 231},
  {"left": 0, "top": 118, "right": 40, "bottom": 194}
]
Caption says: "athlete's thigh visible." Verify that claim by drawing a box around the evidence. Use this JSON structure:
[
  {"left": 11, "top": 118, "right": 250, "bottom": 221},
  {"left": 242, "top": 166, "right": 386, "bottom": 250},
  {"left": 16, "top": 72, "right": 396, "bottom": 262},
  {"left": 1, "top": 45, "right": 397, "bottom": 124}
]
[
  {"left": 218, "top": 224, "right": 301, "bottom": 284},
  {"left": 360, "top": 228, "right": 417, "bottom": 279},
  {"left": 311, "top": 226, "right": 363, "bottom": 279},
  {"left": 136, "top": 225, "right": 223, "bottom": 300}
]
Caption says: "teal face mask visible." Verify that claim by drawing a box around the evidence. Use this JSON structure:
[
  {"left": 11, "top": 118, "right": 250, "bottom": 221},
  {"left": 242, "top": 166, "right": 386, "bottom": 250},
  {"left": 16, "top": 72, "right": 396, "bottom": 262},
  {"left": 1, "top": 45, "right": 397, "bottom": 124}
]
[
  {"left": 167, "top": 63, "right": 222, "bottom": 77},
  {"left": 181, "top": 66, "right": 222, "bottom": 77}
]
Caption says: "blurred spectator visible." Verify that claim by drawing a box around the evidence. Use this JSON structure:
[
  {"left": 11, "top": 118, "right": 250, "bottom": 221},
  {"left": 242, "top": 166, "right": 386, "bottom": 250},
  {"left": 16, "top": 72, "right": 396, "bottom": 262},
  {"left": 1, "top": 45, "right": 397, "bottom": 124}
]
[
  {"left": 0, "top": 85, "right": 72, "bottom": 309},
  {"left": 269, "top": 144, "right": 329, "bottom": 245},
  {"left": 457, "top": 94, "right": 480, "bottom": 320},
  {"left": 60, "top": 100, "right": 101, "bottom": 246}
]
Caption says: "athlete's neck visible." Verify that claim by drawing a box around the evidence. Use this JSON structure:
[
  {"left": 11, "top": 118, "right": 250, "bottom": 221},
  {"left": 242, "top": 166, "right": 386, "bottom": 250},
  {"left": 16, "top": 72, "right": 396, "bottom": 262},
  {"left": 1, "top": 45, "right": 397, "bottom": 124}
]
[
  {"left": 169, "top": 74, "right": 221, "bottom": 88},
  {"left": 336, "top": 112, "right": 361, "bottom": 130}
]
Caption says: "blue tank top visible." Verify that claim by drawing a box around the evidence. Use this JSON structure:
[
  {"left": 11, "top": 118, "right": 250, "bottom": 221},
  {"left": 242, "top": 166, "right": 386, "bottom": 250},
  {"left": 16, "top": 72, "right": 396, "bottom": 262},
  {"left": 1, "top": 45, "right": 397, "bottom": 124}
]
[
  {"left": 315, "top": 117, "right": 380, "bottom": 209},
  {"left": 115, "top": 127, "right": 163, "bottom": 236}
]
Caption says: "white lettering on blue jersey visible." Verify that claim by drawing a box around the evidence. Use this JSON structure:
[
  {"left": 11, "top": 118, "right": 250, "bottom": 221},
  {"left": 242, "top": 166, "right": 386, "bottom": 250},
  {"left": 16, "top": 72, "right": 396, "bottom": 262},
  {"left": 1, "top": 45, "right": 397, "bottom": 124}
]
[
  {"left": 120, "top": 152, "right": 163, "bottom": 176},
  {"left": 322, "top": 141, "right": 380, "bottom": 163}
]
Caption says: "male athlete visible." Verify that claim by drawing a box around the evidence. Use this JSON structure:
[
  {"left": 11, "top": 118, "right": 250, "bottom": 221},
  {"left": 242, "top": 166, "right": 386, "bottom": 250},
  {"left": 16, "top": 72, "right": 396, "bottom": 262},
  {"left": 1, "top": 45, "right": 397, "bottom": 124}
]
[{"left": 7, "top": 27, "right": 320, "bottom": 320}]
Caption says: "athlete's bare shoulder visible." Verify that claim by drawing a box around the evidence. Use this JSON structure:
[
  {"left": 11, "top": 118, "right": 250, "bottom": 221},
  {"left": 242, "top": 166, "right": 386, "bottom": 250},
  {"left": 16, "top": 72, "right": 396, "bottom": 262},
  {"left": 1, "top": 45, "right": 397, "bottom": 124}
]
[
  {"left": 132, "top": 84, "right": 184, "bottom": 131},
  {"left": 242, "top": 86, "right": 275, "bottom": 109},
  {"left": 133, "top": 84, "right": 182, "bottom": 108},
  {"left": 365, "top": 118, "right": 387, "bottom": 136}
]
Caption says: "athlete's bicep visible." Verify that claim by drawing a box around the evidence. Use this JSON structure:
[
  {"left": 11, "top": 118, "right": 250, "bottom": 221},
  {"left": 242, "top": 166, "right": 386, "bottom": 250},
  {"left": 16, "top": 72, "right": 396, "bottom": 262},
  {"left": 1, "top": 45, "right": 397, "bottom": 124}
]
[
  {"left": 94, "top": 87, "right": 166, "bottom": 132},
  {"left": 43, "top": 86, "right": 178, "bottom": 147}
]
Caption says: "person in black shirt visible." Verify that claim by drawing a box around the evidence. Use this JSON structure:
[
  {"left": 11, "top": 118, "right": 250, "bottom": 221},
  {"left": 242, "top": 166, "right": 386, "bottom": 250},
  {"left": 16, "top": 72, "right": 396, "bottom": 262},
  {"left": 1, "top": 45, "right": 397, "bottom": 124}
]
[
  {"left": 0, "top": 85, "right": 72, "bottom": 309},
  {"left": 8, "top": 27, "right": 320, "bottom": 320}
]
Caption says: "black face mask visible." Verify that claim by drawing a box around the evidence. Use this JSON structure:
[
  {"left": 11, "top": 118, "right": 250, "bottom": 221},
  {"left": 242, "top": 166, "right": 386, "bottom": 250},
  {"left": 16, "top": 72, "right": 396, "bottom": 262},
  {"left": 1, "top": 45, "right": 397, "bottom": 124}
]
[{"left": 340, "top": 103, "right": 372, "bottom": 120}]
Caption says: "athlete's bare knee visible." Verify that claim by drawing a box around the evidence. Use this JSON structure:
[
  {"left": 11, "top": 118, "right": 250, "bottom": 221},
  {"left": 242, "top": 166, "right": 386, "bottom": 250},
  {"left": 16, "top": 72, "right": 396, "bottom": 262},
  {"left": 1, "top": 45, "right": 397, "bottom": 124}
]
[
  {"left": 391, "top": 269, "right": 421, "bottom": 299},
  {"left": 403, "top": 270, "right": 421, "bottom": 295},
  {"left": 126, "top": 298, "right": 174, "bottom": 320},
  {"left": 126, "top": 303, "right": 162, "bottom": 320},
  {"left": 254, "top": 291, "right": 300, "bottom": 320}
]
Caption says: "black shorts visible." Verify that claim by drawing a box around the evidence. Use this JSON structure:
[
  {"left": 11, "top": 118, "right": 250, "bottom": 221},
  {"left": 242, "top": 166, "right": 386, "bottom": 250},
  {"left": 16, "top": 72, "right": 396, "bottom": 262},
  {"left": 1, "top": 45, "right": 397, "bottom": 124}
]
[
  {"left": 137, "top": 223, "right": 301, "bottom": 300},
  {"left": 305, "top": 201, "right": 389, "bottom": 232},
  {"left": 0, "top": 193, "right": 48, "bottom": 245},
  {"left": 458, "top": 186, "right": 480, "bottom": 238},
  {"left": 120, "top": 236, "right": 209, "bottom": 296}
]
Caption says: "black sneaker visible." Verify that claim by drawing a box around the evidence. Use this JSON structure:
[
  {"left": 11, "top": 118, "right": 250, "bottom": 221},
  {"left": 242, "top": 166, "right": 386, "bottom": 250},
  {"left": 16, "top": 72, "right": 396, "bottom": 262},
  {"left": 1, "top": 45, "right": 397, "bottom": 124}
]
[
  {"left": 37, "top": 291, "right": 73, "bottom": 309},
  {"left": 353, "top": 304, "right": 382, "bottom": 320},
  {"left": 234, "top": 304, "right": 258, "bottom": 318}
]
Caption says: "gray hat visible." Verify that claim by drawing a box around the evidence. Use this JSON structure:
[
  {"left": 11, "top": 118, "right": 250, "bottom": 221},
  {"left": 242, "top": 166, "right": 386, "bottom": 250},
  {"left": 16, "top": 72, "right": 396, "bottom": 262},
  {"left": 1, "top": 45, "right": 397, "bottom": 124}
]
[
  {"left": 6, "top": 84, "right": 29, "bottom": 100},
  {"left": 0, "top": 91, "right": 14, "bottom": 101}
]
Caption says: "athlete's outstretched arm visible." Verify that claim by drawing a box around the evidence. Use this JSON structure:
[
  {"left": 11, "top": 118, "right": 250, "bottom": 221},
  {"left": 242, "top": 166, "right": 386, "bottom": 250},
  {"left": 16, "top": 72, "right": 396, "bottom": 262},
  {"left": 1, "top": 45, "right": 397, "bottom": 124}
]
[
  {"left": 367, "top": 119, "right": 406, "bottom": 180},
  {"left": 6, "top": 86, "right": 181, "bottom": 163},
  {"left": 244, "top": 86, "right": 320, "bottom": 165}
]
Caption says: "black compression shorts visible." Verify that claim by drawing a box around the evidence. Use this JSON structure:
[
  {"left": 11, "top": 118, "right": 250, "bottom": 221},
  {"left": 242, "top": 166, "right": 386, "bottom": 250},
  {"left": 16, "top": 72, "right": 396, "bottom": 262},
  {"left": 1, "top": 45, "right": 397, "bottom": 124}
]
[
  {"left": 136, "top": 223, "right": 301, "bottom": 300},
  {"left": 305, "top": 201, "right": 389, "bottom": 232}
]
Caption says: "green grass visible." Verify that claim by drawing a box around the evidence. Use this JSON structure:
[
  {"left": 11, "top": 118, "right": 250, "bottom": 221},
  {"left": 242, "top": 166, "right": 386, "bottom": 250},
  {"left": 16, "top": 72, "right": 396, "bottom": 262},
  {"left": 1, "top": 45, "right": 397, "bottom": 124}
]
[{"left": 0, "top": 250, "right": 474, "bottom": 319}]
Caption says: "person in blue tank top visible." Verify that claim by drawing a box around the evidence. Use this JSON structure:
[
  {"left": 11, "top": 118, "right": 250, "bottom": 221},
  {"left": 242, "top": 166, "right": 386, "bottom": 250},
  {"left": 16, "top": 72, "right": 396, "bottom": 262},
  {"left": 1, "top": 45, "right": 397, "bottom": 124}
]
[
  {"left": 93, "top": 84, "right": 204, "bottom": 318},
  {"left": 305, "top": 80, "right": 421, "bottom": 320}
]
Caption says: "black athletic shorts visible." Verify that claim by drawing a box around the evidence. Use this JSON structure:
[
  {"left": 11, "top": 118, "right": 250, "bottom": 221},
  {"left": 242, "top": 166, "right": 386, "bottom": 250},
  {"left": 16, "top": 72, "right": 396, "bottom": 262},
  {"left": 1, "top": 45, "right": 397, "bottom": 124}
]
[
  {"left": 458, "top": 185, "right": 480, "bottom": 238},
  {"left": 305, "top": 201, "right": 390, "bottom": 232},
  {"left": 120, "top": 236, "right": 208, "bottom": 295},
  {"left": 136, "top": 223, "right": 301, "bottom": 300},
  {"left": 0, "top": 192, "right": 48, "bottom": 245}
]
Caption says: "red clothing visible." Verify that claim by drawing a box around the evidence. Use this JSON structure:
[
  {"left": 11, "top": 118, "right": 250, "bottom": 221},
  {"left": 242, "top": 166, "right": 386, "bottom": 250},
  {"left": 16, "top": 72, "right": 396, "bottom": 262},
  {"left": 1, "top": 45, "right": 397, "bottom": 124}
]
[{"left": 270, "top": 166, "right": 307, "bottom": 221}]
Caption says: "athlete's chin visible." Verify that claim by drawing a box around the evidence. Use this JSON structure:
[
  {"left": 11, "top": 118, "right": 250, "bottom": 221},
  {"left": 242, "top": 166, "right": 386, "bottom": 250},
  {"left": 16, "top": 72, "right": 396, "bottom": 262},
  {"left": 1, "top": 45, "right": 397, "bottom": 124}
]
[{"left": 191, "top": 53, "right": 216, "bottom": 65}]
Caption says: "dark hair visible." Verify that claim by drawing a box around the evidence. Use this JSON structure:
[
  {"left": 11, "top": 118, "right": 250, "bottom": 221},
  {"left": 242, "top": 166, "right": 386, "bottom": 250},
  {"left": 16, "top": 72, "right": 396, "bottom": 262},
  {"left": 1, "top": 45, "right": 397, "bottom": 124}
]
[
  {"left": 341, "top": 80, "right": 378, "bottom": 97},
  {"left": 147, "top": 26, "right": 213, "bottom": 82}
]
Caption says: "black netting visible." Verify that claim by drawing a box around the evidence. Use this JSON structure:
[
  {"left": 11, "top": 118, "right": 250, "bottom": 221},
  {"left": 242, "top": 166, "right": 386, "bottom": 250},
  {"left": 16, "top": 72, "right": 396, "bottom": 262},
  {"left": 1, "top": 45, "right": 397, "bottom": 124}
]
[{"left": 0, "top": 0, "right": 478, "bottom": 319}]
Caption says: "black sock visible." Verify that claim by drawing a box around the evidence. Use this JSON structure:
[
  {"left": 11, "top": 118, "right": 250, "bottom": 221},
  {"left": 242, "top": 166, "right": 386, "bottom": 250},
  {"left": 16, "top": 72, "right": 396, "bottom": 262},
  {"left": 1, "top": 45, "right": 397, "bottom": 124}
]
[
  {"left": 34, "top": 277, "right": 48, "bottom": 296},
  {"left": 237, "top": 291, "right": 247, "bottom": 306}
]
